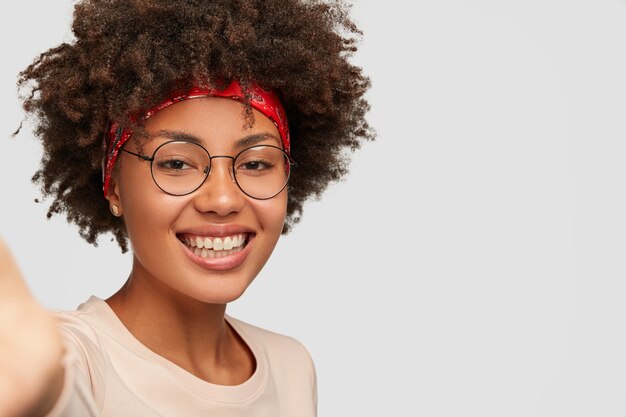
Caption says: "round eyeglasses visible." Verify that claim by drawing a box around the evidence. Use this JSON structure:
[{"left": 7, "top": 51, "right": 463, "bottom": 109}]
[{"left": 121, "top": 140, "right": 292, "bottom": 200}]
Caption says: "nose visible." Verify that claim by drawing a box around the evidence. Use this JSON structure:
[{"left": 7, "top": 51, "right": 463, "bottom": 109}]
[{"left": 192, "top": 156, "right": 246, "bottom": 216}]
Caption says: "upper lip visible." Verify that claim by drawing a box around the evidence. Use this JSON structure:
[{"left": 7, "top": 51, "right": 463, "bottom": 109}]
[{"left": 176, "top": 224, "right": 255, "bottom": 238}]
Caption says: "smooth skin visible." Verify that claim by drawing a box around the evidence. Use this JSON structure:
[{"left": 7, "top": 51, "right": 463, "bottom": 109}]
[{"left": 0, "top": 97, "right": 289, "bottom": 415}]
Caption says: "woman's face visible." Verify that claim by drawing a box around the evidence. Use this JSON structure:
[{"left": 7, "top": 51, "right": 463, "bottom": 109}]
[{"left": 108, "top": 98, "right": 288, "bottom": 304}]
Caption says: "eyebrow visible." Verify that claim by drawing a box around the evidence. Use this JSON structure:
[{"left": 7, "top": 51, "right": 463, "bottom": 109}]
[{"left": 150, "top": 130, "right": 282, "bottom": 149}]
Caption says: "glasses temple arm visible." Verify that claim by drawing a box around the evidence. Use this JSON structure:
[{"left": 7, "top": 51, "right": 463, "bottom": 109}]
[{"left": 121, "top": 148, "right": 153, "bottom": 162}]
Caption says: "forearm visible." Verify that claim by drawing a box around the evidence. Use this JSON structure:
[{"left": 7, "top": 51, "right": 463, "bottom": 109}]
[{"left": 0, "top": 240, "right": 65, "bottom": 417}]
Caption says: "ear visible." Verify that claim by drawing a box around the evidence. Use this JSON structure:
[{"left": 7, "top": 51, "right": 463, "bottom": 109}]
[{"left": 105, "top": 174, "right": 123, "bottom": 217}]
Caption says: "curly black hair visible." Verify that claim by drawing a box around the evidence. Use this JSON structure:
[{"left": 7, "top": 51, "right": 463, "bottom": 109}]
[{"left": 16, "top": 0, "right": 373, "bottom": 252}]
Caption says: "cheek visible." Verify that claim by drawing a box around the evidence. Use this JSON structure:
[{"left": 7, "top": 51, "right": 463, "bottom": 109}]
[
  {"left": 253, "top": 193, "right": 288, "bottom": 237},
  {"left": 117, "top": 169, "right": 185, "bottom": 246}
]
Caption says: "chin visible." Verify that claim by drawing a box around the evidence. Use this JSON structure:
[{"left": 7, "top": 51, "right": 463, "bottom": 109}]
[{"left": 184, "top": 278, "right": 254, "bottom": 305}]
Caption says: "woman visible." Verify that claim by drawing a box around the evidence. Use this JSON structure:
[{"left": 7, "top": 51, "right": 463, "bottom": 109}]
[{"left": 0, "top": 0, "right": 372, "bottom": 415}]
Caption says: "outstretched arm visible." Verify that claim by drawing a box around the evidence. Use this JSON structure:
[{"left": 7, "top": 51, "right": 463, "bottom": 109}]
[{"left": 0, "top": 239, "right": 64, "bottom": 417}]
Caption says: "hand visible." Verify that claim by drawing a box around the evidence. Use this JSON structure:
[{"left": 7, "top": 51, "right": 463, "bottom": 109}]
[{"left": 0, "top": 239, "right": 64, "bottom": 417}]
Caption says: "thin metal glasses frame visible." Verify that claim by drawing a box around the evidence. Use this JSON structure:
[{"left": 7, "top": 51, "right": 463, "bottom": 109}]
[{"left": 121, "top": 140, "right": 293, "bottom": 200}]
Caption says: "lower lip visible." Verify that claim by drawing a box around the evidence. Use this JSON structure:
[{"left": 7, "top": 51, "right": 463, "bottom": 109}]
[{"left": 178, "top": 236, "right": 255, "bottom": 271}]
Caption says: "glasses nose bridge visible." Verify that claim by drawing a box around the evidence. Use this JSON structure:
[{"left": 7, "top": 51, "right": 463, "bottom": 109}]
[{"left": 207, "top": 154, "right": 236, "bottom": 183}]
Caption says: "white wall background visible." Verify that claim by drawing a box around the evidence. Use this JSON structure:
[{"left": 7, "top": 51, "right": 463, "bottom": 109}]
[{"left": 2, "top": 0, "right": 626, "bottom": 415}]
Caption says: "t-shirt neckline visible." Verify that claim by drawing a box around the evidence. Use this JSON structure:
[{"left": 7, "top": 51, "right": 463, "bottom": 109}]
[{"left": 81, "top": 296, "right": 269, "bottom": 404}]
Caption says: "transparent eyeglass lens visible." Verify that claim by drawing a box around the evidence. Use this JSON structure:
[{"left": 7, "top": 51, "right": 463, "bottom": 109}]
[{"left": 151, "top": 141, "right": 289, "bottom": 199}]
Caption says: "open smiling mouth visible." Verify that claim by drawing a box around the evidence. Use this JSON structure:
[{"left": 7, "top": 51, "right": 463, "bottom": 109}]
[{"left": 178, "top": 234, "right": 251, "bottom": 259}]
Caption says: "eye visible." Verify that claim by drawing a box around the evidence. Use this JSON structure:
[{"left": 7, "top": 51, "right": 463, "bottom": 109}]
[
  {"left": 234, "top": 146, "right": 286, "bottom": 177},
  {"left": 157, "top": 158, "right": 191, "bottom": 171},
  {"left": 239, "top": 160, "right": 272, "bottom": 171}
]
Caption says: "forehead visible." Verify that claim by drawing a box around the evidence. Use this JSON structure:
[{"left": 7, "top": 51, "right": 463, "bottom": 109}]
[{"left": 142, "top": 97, "right": 281, "bottom": 149}]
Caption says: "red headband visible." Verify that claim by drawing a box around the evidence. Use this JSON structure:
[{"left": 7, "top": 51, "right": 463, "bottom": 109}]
[{"left": 102, "top": 81, "right": 290, "bottom": 197}]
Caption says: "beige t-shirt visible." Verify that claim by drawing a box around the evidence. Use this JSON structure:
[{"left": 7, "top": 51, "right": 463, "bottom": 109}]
[{"left": 46, "top": 297, "right": 317, "bottom": 417}]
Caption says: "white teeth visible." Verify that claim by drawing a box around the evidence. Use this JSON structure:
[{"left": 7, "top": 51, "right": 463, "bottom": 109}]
[
  {"left": 190, "top": 244, "right": 244, "bottom": 259},
  {"left": 184, "top": 233, "right": 248, "bottom": 254}
]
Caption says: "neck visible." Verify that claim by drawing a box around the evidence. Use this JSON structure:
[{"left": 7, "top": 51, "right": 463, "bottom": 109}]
[{"left": 106, "top": 258, "right": 254, "bottom": 385}]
